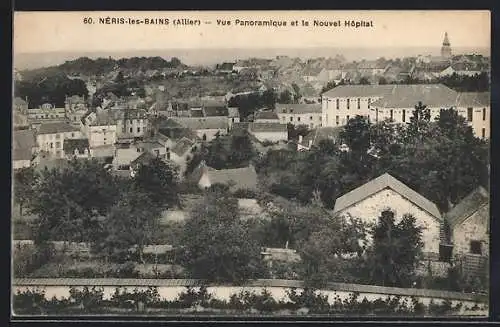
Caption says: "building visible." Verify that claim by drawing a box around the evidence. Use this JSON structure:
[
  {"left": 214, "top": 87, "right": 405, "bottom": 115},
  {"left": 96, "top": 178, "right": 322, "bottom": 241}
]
[
  {"left": 173, "top": 117, "right": 228, "bottom": 142},
  {"left": 36, "top": 122, "right": 83, "bottom": 158},
  {"left": 333, "top": 173, "right": 443, "bottom": 256},
  {"left": 321, "top": 84, "right": 490, "bottom": 139},
  {"left": 248, "top": 123, "right": 288, "bottom": 143},
  {"left": 276, "top": 103, "right": 322, "bottom": 128},
  {"left": 295, "top": 126, "right": 343, "bottom": 151},
  {"left": 82, "top": 110, "right": 118, "bottom": 148},
  {"left": 169, "top": 137, "right": 197, "bottom": 177},
  {"left": 112, "top": 109, "right": 149, "bottom": 139},
  {"left": 13, "top": 97, "right": 29, "bottom": 113},
  {"left": 192, "top": 161, "right": 259, "bottom": 192},
  {"left": 27, "top": 103, "right": 67, "bottom": 126},
  {"left": 63, "top": 138, "right": 90, "bottom": 159},
  {"left": 445, "top": 187, "right": 489, "bottom": 258},
  {"left": 254, "top": 110, "right": 280, "bottom": 124},
  {"left": 13, "top": 129, "right": 37, "bottom": 169},
  {"left": 441, "top": 32, "right": 452, "bottom": 58}
]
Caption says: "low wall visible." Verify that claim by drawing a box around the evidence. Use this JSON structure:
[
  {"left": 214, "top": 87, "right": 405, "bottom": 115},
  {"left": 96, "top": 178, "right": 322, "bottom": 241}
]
[{"left": 13, "top": 278, "right": 488, "bottom": 306}]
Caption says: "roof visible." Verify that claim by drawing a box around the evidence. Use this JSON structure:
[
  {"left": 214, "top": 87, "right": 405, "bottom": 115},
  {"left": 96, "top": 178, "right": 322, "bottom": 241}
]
[
  {"left": 207, "top": 166, "right": 258, "bottom": 190},
  {"left": 90, "top": 145, "right": 115, "bottom": 158},
  {"left": 255, "top": 111, "right": 279, "bottom": 120},
  {"left": 203, "top": 105, "right": 228, "bottom": 117},
  {"left": 276, "top": 103, "right": 322, "bottom": 114},
  {"left": 446, "top": 187, "right": 489, "bottom": 229},
  {"left": 455, "top": 92, "right": 490, "bottom": 107},
  {"left": 358, "top": 61, "right": 387, "bottom": 70},
  {"left": 249, "top": 123, "right": 287, "bottom": 133},
  {"left": 63, "top": 138, "right": 89, "bottom": 155},
  {"left": 333, "top": 173, "right": 442, "bottom": 220},
  {"left": 13, "top": 148, "right": 32, "bottom": 161},
  {"left": 299, "top": 126, "right": 343, "bottom": 148},
  {"left": 131, "top": 151, "right": 156, "bottom": 166},
  {"left": 171, "top": 137, "right": 194, "bottom": 156},
  {"left": 174, "top": 117, "right": 228, "bottom": 130},
  {"left": 13, "top": 129, "right": 36, "bottom": 150},
  {"left": 369, "top": 84, "right": 459, "bottom": 108},
  {"left": 90, "top": 110, "right": 117, "bottom": 126},
  {"left": 322, "top": 84, "right": 395, "bottom": 98},
  {"left": 37, "top": 122, "right": 80, "bottom": 135},
  {"left": 114, "top": 148, "right": 142, "bottom": 166}
]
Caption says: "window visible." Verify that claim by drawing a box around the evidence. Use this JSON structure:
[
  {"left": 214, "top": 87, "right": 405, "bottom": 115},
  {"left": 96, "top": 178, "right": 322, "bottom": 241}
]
[
  {"left": 137, "top": 127, "right": 141, "bottom": 133},
  {"left": 368, "top": 98, "right": 371, "bottom": 109},
  {"left": 50, "top": 142, "right": 53, "bottom": 149},
  {"left": 166, "top": 147, "right": 170, "bottom": 152},
  {"left": 56, "top": 141, "right": 61, "bottom": 148},
  {"left": 319, "top": 116, "right": 322, "bottom": 121},
  {"left": 130, "top": 127, "right": 133, "bottom": 133},
  {"left": 154, "top": 149, "right": 160, "bottom": 157},
  {"left": 167, "top": 152, "right": 171, "bottom": 160},
  {"left": 347, "top": 99, "right": 350, "bottom": 110},
  {"left": 439, "top": 244, "right": 453, "bottom": 262},
  {"left": 310, "top": 116, "right": 313, "bottom": 120},
  {"left": 390, "top": 109, "right": 393, "bottom": 121},
  {"left": 137, "top": 148, "right": 141, "bottom": 153},
  {"left": 336, "top": 99, "right": 339, "bottom": 110},
  {"left": 122, "top": 127, "right": 126, "bottom": 133},
  {"left": 290, "top": 117, "right": 293, "bottom": 122},
  {"left": 232, "top": 118, "right": 235, "bottom": 123},
  {"left": 282, "top": 109, "right": 286, "bottom": 113},
  {"left": 482, "top": 128, "right": 486, "bottom": 139},
  {"left": 336, "top": 115, "right": 339, "bottom": 125},
  {"left": 483, "top": 108, "right": 486, "bottom": 121},
  {"left": 297, "top": 117, "right": 301, "bottom": 122},
  {"left": 470, "top": 240, "right": 482, "bottom": 255},
  {"left": 467, "top": 107, "right": 473, "bottom": 122},
  {"left": 402, "top": 110, "right": 406, "bottom": 122},
  {"left": 346, "top": 115, "right": 350, "bottom": 122},
  {"left": 357, "top": 98, "right": 360, "bottom": 109},
  {"left": 202, "top": 134, "right": 207, "bottom": 141},
  {"left": 71, "top": 133, "right": 75, "bottom": 137},
  {"left": 55, "top": 134, "right": 60, "bottom": 139}
]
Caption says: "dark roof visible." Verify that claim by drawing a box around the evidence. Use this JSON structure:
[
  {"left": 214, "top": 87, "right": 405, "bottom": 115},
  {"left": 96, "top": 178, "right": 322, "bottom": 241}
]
[
  {"left": 276, "top": 103, "right": 322, "bottom": 114},
  {"left": 206, "top": 165, "right": 258, "bottom": 191},
  {"left": 13, "top": 148, "right": 32, "bottom": 161},
  {"left": 131, "top": 151, "right": 156, "bottom": 166},
  {"left": 63, "top": 138, "right": 90, "bottom": 155},
  {"left": 446, "top": 187, "right": 489, "bottom": 229},
  {"left": 333, "top": 173, "right": 442, "bottom": 220},
  {"left": 190, "top": 109, "right": 205, "bottom": 118},
  {"left": 13, "top": 129, "right": 36, "bottom": 150},
  {"left": 37, "top": 122, "right": 80, "bottom": 135},
  {"left": 203, "top": 106, "right": 229, "bottom": 117},
  {"left": 255, "top": 111, "right": 279, "bottom": 120},
  {"left": 455, "top": 92, "right": 490, "bottom": 107},
  {"left": 370, "top": 84, "right": 458, "bottom": 108},
  {"left": 299, "top": 126, "right": 343, "bottom": 148},
  {"left": 249, "top": 123, "right": 287, "bottom": 133},
  {"left": 322, "top": 84, "right": 395, "bottom": 98}
]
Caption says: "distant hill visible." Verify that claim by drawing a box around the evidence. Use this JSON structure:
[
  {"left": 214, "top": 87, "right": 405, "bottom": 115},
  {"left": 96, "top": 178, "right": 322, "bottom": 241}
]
[{"left": 19, "top": 56, "right": 187, "bottom": 79}]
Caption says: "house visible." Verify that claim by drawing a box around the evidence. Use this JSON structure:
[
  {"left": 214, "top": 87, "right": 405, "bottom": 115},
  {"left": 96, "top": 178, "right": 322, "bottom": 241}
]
[
  {"left": 333, "top": 173, "right": 443, "bottom": 256},
  {"left": 295, "top": 126, "right": 343, "bottom": 151},
  {"left": 169, "top": 137, "right": 197, "bottom": 176},
  {"left": 63, "top": 138, "right": 90, "bottom": 159},
  {"left": 112, "top": 147, "right": 143, "bottom": 173},
  {"left": 27, "top": 103, "right": 68, "bottom": 127},
  {"left": 13, "top": 129, "right": 37, "bottom": 169},
  {"left": 275, "top": 103, "right": 322, "bottom": 128},
  {"left": 302, "top": 67, "right": 322, "bottom": 82},
  {"left": 173, "top": 117, "right": 228, "bottom": 142},
  {"left": 13, "top": 97, "right": 29, "bottom": 113},
  {"left": 445, "top": 187, "right": 489, "bottom": 258},
  {"left": 254, "top": 110, "right": 280, "bottom": 123},
  {"left": 83, "top": 110, "right": 118, "bottom": 148},
  {"left": 36, "top": 122, "right": 83, "bottom": 158},
  {"left": 112, "top": 109, "right": 149, "bottom": 139},
  {"left": 192, "top": 161, "right": 259, "bottom": 192},
  {"left": 248, "top": 123, "right": 288, "bottom": 143},
  {"left": 455, "top": 92, "right": 490, "bottom": 139},
  {"left": 216, "top": 62, "right": 235, "bottom": 74}
]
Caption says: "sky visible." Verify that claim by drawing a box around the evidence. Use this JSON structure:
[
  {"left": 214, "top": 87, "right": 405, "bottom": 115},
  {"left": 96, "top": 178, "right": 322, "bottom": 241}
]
[{"left": 14, "top": 11, "right": 490, "bottom": 54}]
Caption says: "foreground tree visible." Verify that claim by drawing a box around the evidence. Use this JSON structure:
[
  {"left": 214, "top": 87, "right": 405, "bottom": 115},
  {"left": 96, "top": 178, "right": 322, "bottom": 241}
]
[
  {"left": 13, "top": 167, "right": 38, "bottom": 217},
  {"left": 181, "top": 188, "right": 266, "bottom": 283},
  {"left": 364, "top": 210, "right": 423, "bottom": 287}
]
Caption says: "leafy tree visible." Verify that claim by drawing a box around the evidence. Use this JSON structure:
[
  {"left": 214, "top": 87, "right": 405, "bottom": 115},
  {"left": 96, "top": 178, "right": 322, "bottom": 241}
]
[
  {"left": 13, "top": 167, "right": 38, "bottom": 217},
  {"left": 321, "top": 81, "right": 336, "bottom": 94},
  {"left": 339, "top": 115, "right": 372, "bottom": 157},
  {"left": 93, "top": 189, "right": 161, "bottom": 263},
  {"left": 278, "top": 90, "right": 293, "bottom": 104},
  {"left": 407, "top": 101, "right": 431, "bottom": 141},
  {"left": 364, "top": 209, "right": 423, "bottom": 287},
  {"left": 359, "top": 77, "right": 371, "bottom": 85},
  {"left": 181, "top": 189, "right": 266, "bottom": 283},
  {"left": 132, "top": 157, "right": 180, "bottom": 209},
  {"left": 28, "top": 159, "right": 120, "bottom": 245},
  {"left": 291, "top": 83, "right": 301, "bottom": 102},
  {"left": 378, "top": 77, "right": 388, "bottom": 85}
]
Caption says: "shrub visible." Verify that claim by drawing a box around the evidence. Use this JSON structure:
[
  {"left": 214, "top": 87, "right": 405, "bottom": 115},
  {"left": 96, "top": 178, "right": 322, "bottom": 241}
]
[
  {"left": 68, "top": 287, "right": 104, "bottom": 312},
  {"left": 233, "top": 188, "right": 259, "bottom": 199}
]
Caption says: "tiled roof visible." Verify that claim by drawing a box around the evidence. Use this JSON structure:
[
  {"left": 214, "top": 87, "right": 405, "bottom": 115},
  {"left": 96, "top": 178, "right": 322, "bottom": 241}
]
[
  {"left": 203, "top": 106, "right": 228, "bottom": 117},
  {"left": 63, "top": 138, "right": 90, "bottom": 155},
  {"left": 299, "top": 126, "right": 343, "bottom": 148},
  {"left": 276, "top": 103, "right": 322, "bottom": 114},
  {"left": 13, "top": 129, "right": 36, "bottom": 150},
  {"left": 446, "top": 187, "right": 489, "bottom": 229},
  {"left": 131, "top": 151, "right": 156, "bottom": 166},
  {"left": 370, "top": 84, "right": 459, "bottom": 108},
  {"left": 114, "top": 148, "right": 142, "bottom": 166},
  {"left": 13, "top": 148, "right": 32, "bottom": 161},
  {"left": 207, "top": 166, "right": 258, "bottom": 191},
  {"left": 171, "top": 137, "right": 194, "bottom": 156},
  {"left": 455, "top": 92, "right": 490, "bottom": 107},
  {"left": 255, "top": 111, "right": 279, "bottom": 120},
  {"left": 37, "top": 122, "right": 80, "bottom": 135},
  {"left": 174, "top": 117, "right": 228, "bottom": 130},
  {"left": 249, "top": 122, "right": 287, "bottom": 133},
  {"left": 333, "top": 173, "right": 442, "bottom": 220},
  {"left": 322, "top": 84, "right": 395, "bottom": 98}
]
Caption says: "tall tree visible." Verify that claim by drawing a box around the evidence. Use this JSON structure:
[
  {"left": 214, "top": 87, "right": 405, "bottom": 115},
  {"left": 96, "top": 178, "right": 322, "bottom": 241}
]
[
  {"left": 13, "top": 167, "right": 38, "bottom": 217},
  {"left": 181, "top": 189, "right": 266, "bottom": 283},
  {"left": 339, "top": 115, "right": 372, "bottom": 158}
]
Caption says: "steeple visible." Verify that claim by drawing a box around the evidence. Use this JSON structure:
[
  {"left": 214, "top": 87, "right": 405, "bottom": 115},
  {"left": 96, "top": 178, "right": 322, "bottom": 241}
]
[{"left": 441, "top": 32, "right": 452, "bottom": 58}]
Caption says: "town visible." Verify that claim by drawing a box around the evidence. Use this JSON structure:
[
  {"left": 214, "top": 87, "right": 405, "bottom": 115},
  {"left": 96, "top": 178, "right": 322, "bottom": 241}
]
[{"left": 12, "top": 33, "right": 490, "bottom": 316}]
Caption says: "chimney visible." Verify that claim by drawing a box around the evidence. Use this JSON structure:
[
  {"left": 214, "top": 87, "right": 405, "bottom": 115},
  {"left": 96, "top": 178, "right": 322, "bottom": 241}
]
[
  {"left": 308, "top": 140, "right": 313, "bottom": 148},
  {"left": 298, "top": 135, "right": 303, "bottom": 144}
]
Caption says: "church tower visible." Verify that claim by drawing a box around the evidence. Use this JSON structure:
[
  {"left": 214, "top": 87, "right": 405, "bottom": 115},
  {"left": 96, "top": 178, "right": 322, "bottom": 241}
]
[{"left": 441, "top": 32, "right": 452, "bottom": 58}]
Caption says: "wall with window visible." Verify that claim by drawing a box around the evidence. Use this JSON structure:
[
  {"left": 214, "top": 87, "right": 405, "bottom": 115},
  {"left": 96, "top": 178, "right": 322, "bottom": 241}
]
[
  {"left": 116, "top": 118, "right": 148, "bottom": 138},
  {"left": 456, "top": 106, "right": 490, "bottom": 139},
  {"left": 321, "top": 95, "right": 384, "bottom": 127},
  {"left": 36, "top": 131, "right": 83, "bottom": 158},
  {"left": 451, "top": 204, "right": 489, "bottom": 258},
  {"left": 88, "top": 125, "right": 117, "bottom": 148},
  {"left": 277, "top": 112, "right": 322, "bottom": 128}
]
